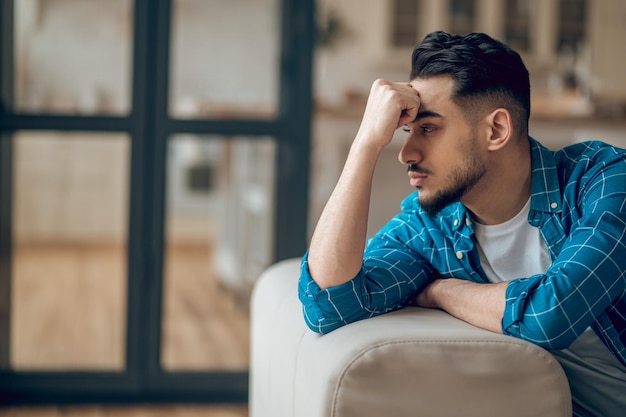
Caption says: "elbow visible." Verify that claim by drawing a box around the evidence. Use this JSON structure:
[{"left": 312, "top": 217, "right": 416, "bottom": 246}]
[
  {"left": 504, "top": 318, "right": 579, "bottom": 350},
  {"left": 503, "top": 278, "right": 586, "bottom": 350},
  {"left": 301, "top": 304, "right": 346, "bottom": 334},
  {"left": 298, "top": 261, "right": 356, "bottom": 334},
  {"left": 538, "top": 322, "right": 580, "bottom": 350}
]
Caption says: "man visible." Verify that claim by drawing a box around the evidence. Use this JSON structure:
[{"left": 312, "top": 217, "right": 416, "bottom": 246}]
[{"left": 298, "top": 31, "right": 626, "bottom": 416}]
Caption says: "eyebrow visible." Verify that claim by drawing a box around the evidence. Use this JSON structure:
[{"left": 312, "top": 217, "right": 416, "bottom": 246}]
[{"left": 412, "top": 110, "right": 443, "bottom": 123}]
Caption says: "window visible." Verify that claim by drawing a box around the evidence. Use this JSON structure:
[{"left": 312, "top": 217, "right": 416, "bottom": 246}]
[
  {"left": 504, "top": 0, "right": 531, "bottom": 51},
  {"left": 558, "top": 0, "right": 587, "bottom": 52},
  {"left": 449, "top": 0, "right": 475, "bottom": 35},
  {"left": 391, "top": 0, "right": 420, "bottom": 47}
]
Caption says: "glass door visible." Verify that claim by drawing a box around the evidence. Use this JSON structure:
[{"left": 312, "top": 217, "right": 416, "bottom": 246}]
[{"left": 0, "top": 0, "right": 314, "bottom": 403}]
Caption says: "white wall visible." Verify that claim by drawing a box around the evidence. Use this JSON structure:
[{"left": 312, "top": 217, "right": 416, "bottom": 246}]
[
  {"left": 13, "top": 133, "right": 130, "bottom": 244},
  {"left": 169, "top": 0, "right": 279, "bottom": 117},
  {"left": 15, "top": 0, "right": 132, "bottom": 114}
]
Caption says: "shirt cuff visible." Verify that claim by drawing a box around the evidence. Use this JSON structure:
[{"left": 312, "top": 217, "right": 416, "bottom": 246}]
[{"left": 298, "top": 251, "right": 367, "bottom": 333}]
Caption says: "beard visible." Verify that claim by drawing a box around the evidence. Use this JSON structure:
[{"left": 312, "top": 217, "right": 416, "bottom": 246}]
[{"left": 414, "top": 135, "right": 486, "bottom": 217}]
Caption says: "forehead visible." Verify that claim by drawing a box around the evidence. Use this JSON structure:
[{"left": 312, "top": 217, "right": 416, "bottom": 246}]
[{"left": 409, "top": 75, "right": 457, "bottom": 115}]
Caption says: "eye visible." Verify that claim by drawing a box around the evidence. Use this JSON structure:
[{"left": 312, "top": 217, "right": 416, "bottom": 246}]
[
  {"left": 402, "top": 125, "right": 411, "bottom": 133},
  {"left": 421, "top": 125, "right": 435, "bottom": 134}
]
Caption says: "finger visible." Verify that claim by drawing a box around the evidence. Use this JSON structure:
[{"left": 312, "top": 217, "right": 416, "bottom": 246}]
[{"left": 398, "top": 95, "right": 420, "bottom": 126}]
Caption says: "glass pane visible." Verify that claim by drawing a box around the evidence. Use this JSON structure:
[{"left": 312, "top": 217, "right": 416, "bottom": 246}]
[
  {"left": 450, "top": 0, "right": 475, "bottom": 35},
  {"left": 557, "top": 0, "right": 587, "bottom": 91},
  {"left": 558, "top": 0, "right": 587, "bottom": 51},
  {"left": 392, "top": 0, "right": 420, "bottom": 47},
  {"left": 14, "top": 0, "right": 133, "bottom": 115},
  {"left": 162, "top": 135, "right": 276, "bottom": 371},
  {"left": 9, "top": 132, "right": 130, "bottom": 371},
  {"left": 169, "top": 0, "right": 280, "bottom": 120},
  {"left": 504, "top": 0, "right": 531, "bottom": 51}
]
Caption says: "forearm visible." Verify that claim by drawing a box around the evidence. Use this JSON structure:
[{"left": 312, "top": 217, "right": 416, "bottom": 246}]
[
  {"left": 417, "top": 278, "right": 507, "bottom": 333},
  {"left": 307, "top": 79, "right": 420, "bottom": 290},
  {"left": 308, "top": 140, "right": 381, "bottom": 289}
]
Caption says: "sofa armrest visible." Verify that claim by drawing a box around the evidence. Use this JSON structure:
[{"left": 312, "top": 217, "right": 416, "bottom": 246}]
[{"left": 250, "top": 258, "right": 572, "bottom": 417}]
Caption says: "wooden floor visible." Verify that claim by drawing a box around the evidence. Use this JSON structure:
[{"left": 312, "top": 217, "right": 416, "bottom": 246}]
[
  {"left": 0, "top": 405, "right": 248, "bottom": 417},
  {"left": 7, "top": 245, "right": 249, "bottom": 417},
  {"left": 7, "top": 243, "right": 251, "bottom": 416},
  {"left": 11, "top": 243, "right": 250, "bottom": 371},
  {"left": 162, "top": 243, "right": 251, "bottom": 371}
]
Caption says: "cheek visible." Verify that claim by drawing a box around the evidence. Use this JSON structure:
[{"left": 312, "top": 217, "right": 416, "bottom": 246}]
[{"left": 438, "top": 148, "right": 465, "bottom": 174}]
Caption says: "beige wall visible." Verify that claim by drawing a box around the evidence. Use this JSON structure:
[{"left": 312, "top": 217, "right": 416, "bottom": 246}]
[
  {"left": 315, "top": 0, "right": 626, "bottom": 111},
  {"left": 588, "top": 0, "right": 626, "bottom": 103}
]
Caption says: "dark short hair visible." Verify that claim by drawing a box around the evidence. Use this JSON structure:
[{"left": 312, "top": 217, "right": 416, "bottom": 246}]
[{"left": 410, "top": 31, "right": 530, "bottom": 135}]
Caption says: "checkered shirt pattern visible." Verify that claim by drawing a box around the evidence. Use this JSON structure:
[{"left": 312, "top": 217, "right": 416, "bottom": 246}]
[{"left": 299, "top": 138, "right": 626, "bottom": 366}]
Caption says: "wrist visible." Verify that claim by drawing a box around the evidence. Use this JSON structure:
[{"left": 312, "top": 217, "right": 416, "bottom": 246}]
[
  {"left": 416, "top": 278, "right": 445, "bottom": 309},
  {"left": 353, "top": 129, "right": 392, "bottom": 155}
]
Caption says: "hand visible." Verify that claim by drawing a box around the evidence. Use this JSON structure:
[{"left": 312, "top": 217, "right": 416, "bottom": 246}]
[{"left": 355, "top": 79, "right": 420, "bottom": 152}]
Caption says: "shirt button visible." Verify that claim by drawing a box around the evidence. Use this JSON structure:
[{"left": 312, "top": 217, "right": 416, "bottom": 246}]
[
  {"left": 550, "top": 202, "right": 558, "bottom": 209},
  {"left": 453, "top": 219, "right": 459, "bottom": 226},
  {"left": 465, "top": 218, "right": 471, "bottom": 226},
  {"left": 456, "top": 251, "right": 464, "bottom": 260}
]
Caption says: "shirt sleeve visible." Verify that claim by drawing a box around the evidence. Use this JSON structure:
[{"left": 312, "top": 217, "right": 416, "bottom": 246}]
[
  {"left": 503, "top": 153, "right": 626, "bottom": 349},
  {"left": 298, "top": 213, "right": 434, "bottom": 334}
]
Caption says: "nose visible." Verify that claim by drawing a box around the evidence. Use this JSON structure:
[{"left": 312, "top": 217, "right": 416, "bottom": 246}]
[{"left": 398, "top": 136, "right": 423, "bottom": 166}]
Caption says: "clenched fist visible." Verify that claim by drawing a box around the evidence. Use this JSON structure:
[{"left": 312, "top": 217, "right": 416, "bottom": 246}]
[{"left": 355, "top": 79, "right": 420, "bottom": 152}]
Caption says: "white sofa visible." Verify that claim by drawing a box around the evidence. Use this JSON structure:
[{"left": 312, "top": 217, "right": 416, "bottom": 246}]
[{"left": 250, "top": 258, "right": 572, "bottom": 417}]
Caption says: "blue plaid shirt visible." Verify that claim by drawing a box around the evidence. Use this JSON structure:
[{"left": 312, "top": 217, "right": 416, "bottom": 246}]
[{"left": 299, "top": 138, "right": 626, "bottom": 366}]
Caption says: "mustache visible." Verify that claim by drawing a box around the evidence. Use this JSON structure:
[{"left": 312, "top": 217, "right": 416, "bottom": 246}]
[{"left": 407, "top": 164, "right": 432, "bottom": 175}]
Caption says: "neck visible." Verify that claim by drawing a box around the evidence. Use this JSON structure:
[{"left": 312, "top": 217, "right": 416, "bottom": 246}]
[{"left": 464, "top": 138, "right": 532, "bottom": 225}]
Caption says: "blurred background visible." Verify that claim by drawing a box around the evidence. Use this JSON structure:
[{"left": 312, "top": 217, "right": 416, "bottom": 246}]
[{"left": 0, "top": 0, "right": 624, "bottom": 415}]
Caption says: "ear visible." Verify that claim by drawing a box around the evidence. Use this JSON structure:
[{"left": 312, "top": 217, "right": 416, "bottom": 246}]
[{"left": 485, "top": 108, "right": 512, "bottom": 151}]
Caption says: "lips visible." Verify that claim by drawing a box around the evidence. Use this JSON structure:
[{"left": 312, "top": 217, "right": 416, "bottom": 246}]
[
  {"left": 408, "top": 172, "right": 427, "bottom": 187},
  {"left": 407, "top": 164, "right": 430, "bottom": 188}
]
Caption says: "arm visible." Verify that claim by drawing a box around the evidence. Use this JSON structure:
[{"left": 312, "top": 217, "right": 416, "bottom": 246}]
[
  {"left": 300, "top": 197, "right": 438, "bottom": 333},
  {"left": 308, "top": 79, "right": 420, "bottom": 289},
  {"left": 419, "top": 150, "right": 626, "bottom": 348},
  {"left": 502, "top": 153, "right": 626, "bottom": 349},
  {"left": 416, "top": 278, "right": 507, "bottom": 333}
]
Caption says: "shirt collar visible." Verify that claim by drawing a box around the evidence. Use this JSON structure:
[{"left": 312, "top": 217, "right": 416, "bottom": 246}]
[{"left": 529, "top": 137, "right": 563, "bottom": 214}]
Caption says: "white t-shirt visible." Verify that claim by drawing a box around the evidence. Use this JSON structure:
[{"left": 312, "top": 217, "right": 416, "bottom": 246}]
[{"left": 473, "top": 198, "right": 551, "bottom": 283}]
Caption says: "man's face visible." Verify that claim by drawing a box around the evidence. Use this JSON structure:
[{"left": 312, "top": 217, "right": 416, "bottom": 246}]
[{"left": 401, "top": 76, "right": 487, "bottom": 217}]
